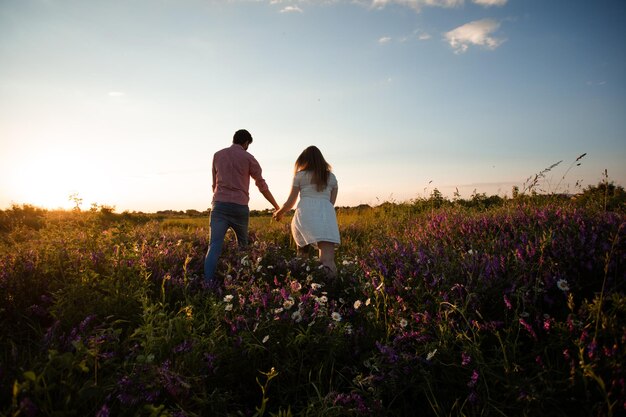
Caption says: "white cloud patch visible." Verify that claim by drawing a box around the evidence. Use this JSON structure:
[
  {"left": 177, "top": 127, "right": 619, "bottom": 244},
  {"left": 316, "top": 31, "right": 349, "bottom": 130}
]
[
  {"left": 108, "top": 91, "right": 126, "bottom": 97},
  {"left": 417, "top": 32, "right": 432, "bottom": 40},
  {"left": 279, "top": 5, "right": 303, "bottom": 13},
  {"left": 444, "top": 19, "right": 504, "bottom": 53},
  {"left": 371, "top": 0, "right": 464, "bottom": 12},
  {"left": 472, "top": 0, "right": 507, "bottom": 6},
  {"left": 378, "top": 36, "right": 392, "bottom": 44}
]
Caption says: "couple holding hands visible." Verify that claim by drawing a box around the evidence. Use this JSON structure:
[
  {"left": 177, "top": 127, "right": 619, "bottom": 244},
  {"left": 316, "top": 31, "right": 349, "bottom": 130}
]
[{"left": 203, "top": 129, "right": 340, "bottom": 285}]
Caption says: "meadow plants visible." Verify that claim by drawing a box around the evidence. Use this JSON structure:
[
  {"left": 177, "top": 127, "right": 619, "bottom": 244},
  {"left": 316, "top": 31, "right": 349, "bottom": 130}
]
[{"left": 1, "top": 198, "right": 624, "bottom": 416}]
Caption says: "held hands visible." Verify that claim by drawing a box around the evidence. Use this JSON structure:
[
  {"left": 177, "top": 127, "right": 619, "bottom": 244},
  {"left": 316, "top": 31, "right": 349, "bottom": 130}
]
[{"left": 273, "top": 207, "right": 285, "bottom": 222}]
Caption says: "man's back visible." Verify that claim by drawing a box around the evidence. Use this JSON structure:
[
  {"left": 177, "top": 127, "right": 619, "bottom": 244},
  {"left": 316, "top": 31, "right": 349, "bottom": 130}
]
[{"left": 212, "top": 144, "right": 266, "bottom": 205}]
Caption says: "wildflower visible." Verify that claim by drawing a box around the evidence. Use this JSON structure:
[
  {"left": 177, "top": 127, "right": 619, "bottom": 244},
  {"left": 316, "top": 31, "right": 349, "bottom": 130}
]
[
  {"left": 467, "top": 369, "right": 479, "bottom": 388},
  {"left": 426, "top": 349, "right": 437, "bottom": 361},
  {"left": 461, "top": 352, "right": 472, "bottom": 366},
  {"left": 467, "top": 391, "right": 479, "bottom": 405},
  {"left": 283, "top": 298, "right": 295, "bottom": 310},
  {"left": 95, "top": 404, "right": 110, "bottom": 417},
  {"left": 18, "top": 397, "right": 39, "bottom": 417},
  {"left": 331, "top": 312, "right": 342, "bottom": 322},
  {"left": 311, "top": 283, "right": 322, "bottom": 291},
  {"left": 316, "top": 295, "right": 328, "bottom": 304},
  {"left": 587, "top": 339, "right": 598, "bottom": 359},
  {"left": 543, "top": 317, "right": 552, "bottom": 332},
  {"left": 365, "top": 298, "right": 371, "bottom": 306},
  {"left": 262, "top": 335, "right": 269, "bottom": 343},
  {"left": 291, "top": 311, "right": 303, "bottom": 323},
  {"left": 274, "top": 307, "right": 284, "bottom": 314},
  {"left": 344, "top": 324, "right": 353, "bottom": 335},
  {"left": 173, "top": 340, "right": 193, "bottom": 354},
  {"left": 353, "top": 300, "right": 362, "bottom": 310},
  {"left": 223, "top": 295, "right": 234, "bottom": 303},
  {"left": 503, "top": 294, "right": 512, "bottom": 310},
  {"left": 563, "top": 348, "right": 571, "bottom": 360},
  {"left": 181, "top": 306, "right": 193, "bottom": 319},
  {"left": 519, "top": 318, "right": 537, "bottom": 340},
  {"left": 535, "top": 355, "right": 544, "bottom": 367},
  {"left": 557, "top": 279, "right": 570, "bottom": 292},
  {"left": 225, "top": 304, "right": 233, "bottom": 311},
  {"left": 399, "top": 319, "right": 408, "bottom": 328},
  {"left": 342, "top": 260, "right": 352, "bottom": 266},
  {"left": 290, "top": 281, "right": 302, "bottom": 292}
]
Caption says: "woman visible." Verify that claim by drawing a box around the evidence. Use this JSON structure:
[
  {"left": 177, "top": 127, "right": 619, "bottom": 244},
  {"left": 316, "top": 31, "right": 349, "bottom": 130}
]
[{"left": 273, "top": 146, "right": 340, "bottom": 276}]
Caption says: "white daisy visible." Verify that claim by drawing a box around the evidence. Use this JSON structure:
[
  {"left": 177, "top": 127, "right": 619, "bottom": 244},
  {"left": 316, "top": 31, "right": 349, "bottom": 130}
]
[{"left": 291, "top": 311, "right": 303, "bottom": 323}]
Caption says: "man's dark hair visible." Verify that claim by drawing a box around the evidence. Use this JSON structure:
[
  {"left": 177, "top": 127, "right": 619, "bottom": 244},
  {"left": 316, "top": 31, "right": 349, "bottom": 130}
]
[{"left": 233, "top": 129, "right": 253, "bottom": 145}]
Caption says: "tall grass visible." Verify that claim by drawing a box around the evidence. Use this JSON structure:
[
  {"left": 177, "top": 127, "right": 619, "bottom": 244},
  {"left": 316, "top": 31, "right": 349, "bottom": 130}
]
[{"left": 1, "top": 191, "right": 624, "bottom": 416}]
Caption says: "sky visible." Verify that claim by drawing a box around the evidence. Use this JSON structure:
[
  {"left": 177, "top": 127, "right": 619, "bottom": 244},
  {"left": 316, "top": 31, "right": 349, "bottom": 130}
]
[{"left": 1, "top": 0, "right": 625, "bottom": 212}]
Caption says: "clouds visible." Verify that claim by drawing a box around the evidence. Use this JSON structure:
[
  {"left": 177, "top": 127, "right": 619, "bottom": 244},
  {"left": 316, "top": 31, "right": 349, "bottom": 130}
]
[
  {"left": 279, "top": 5, "right": 303, "bottom": 13},
  {"left": 268, "top": 0, "right": 507, "bottom": 13},
  {"left": 368, "top": 0, "right": 507, "bottom": 11},
  {"left": 377, "top": 29, "right": 431, "bottom": 45},
  {"left": 371, "top": 0, "right": 463, "bottom": 12},
  {"left": 271, "top": 0, "right": 508, "bottom": 54},
  {"left": 472, "top": 0, "right": 507, "bottom": 6},
  {"left": 444, "top": 18, "right": 505, "bottom": 53}
]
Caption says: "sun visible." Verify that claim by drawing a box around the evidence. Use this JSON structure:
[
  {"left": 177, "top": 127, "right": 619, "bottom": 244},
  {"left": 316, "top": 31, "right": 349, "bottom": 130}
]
[{"left": 6, "top": 146, "right": 109, "bottom": 210}]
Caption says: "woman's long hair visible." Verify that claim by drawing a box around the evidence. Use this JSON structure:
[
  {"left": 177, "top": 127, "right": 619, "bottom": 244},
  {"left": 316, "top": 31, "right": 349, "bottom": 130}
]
[{"left": 294, "top": 146, "right": 332, "bottom": 191}]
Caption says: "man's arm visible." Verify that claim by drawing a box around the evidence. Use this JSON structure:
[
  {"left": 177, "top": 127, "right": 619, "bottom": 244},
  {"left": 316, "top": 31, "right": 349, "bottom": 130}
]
[
  {"left": 261, "top": 189, "right": 280, "bottom": 211},
  {"left": 211, "top": 155, "right": 217, "bottom": 193},
  {"left": 248, "top": 156, "right": 278, "bottom": 209}
]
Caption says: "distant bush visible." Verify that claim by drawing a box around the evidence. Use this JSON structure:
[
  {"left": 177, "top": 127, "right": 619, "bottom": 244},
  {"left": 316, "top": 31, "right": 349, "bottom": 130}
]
[
  {"left": 0, "top": 204, "right": 47, "bottom": 233},
  {"left": 575, "top": 181, "right": 626, "bottom": 212}
]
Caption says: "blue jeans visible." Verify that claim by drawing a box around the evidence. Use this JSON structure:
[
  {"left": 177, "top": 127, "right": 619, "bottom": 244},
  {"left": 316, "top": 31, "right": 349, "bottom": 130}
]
[{"left": 204, "top": 202, "right": 250, "bottom": 281}]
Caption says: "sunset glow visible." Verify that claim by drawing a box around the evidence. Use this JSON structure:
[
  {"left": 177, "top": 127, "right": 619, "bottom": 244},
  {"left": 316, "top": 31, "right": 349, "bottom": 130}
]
[{"left": 1, "top": 0, "right": 624, "bottom": 212}]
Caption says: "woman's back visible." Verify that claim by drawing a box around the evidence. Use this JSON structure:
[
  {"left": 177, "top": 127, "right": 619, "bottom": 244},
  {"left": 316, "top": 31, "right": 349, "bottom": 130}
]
[{"left": 294, "top": 171, "right": 337, "bottom": 200}]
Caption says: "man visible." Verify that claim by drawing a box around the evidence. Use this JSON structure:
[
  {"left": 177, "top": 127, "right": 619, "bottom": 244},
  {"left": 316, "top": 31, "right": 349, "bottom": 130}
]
[{"left": 204, "top": 129, "right": 280, "bottom": 283}]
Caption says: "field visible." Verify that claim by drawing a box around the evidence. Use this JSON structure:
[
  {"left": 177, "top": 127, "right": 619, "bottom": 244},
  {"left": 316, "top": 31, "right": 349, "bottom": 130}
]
[{"left": 1, "top": 191, "right": 625, "bottom": 416}]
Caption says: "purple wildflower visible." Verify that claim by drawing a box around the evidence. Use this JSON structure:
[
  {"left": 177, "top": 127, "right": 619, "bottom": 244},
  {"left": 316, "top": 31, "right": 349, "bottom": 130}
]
[
  {"left": 503, "top": 294, "right": 512, "bottom": 310},
  {"left": 519, "top": 318, "right": 537, "bottom": 340},
  {"left": 172, "top": 340, "right": 193, "bottom": 354},
  {"left": 95, "top": 404, "right": 110, "bottom": 417},
  {"left": 467, "top": 369, "right": 479, "bottom": 388}
]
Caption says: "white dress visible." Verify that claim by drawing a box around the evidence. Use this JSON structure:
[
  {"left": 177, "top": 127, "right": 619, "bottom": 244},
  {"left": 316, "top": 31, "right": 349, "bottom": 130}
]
[{"left": 290, "top": 171, "right": 340, "bottom": 247}]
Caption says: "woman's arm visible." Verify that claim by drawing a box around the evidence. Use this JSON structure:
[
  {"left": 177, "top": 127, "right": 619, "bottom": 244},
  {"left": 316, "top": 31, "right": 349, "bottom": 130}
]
[
  {"left": 330, "top": 187, "right": 338, "bottom": 205},
  {"left": 273, "top": 186, "right": 299, "bottom": 221}
]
